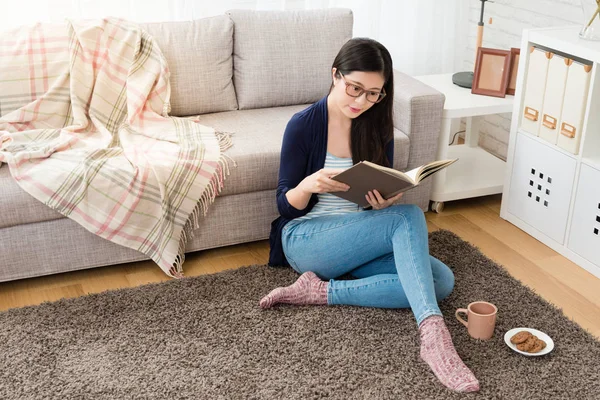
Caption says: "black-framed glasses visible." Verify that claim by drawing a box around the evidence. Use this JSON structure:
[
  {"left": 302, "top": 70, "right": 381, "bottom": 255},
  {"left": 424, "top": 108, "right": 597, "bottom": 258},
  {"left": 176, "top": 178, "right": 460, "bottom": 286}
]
[{"left": 340, "top": 74, "right": 386, "bottom": 103}]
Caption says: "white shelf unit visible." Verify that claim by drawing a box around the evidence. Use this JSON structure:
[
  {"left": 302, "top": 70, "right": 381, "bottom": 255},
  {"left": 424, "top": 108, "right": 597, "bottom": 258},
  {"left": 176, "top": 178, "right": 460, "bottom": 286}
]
[{"left": 500, "top": 26, "right": 600, "bottom": 280}]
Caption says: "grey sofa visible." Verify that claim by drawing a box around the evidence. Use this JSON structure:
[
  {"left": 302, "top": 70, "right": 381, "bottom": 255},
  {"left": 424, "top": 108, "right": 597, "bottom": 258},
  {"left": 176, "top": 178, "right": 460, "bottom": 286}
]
[{"left": 0, "top": 9, "right": 444, "bottom": 282}]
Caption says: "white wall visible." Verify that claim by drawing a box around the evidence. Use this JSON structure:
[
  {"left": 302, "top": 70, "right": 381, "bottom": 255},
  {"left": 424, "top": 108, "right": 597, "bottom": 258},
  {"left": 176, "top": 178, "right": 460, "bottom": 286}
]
[{"left": 463, "top": 0, "right": 586, "bottom": 160}]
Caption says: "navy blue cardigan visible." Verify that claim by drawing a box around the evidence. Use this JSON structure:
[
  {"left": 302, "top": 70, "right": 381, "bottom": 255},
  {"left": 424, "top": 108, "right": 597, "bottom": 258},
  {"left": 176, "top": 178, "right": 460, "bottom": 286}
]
[{"left": 268, "top": 96, "right": 394, "bottom": 267}]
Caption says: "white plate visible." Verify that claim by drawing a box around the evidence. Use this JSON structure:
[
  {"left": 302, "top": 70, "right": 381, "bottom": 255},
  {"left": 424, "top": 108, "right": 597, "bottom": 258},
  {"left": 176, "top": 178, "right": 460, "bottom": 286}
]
[{"left": 504, "top": 327, "right": 554, "bottom": 356}]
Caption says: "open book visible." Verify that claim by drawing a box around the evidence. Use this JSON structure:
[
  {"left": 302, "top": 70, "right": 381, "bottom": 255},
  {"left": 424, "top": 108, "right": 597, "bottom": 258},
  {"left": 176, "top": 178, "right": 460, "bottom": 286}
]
[{"left": 330, "top": 159, "right": 458, "bottom": 208}]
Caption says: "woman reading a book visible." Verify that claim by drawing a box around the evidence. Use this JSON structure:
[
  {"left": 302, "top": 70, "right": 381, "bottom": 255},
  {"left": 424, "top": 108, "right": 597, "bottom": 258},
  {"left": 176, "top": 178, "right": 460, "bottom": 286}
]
[{"left": 261, "top": 38, "right": 479, "bottom": 393}]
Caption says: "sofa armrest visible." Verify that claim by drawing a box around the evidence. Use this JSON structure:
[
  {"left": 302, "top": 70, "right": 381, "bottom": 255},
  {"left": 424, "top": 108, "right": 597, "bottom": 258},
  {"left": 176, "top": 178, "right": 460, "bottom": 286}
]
[
  {"left": 391, "top": 69, "right": 445, "bottom": 211},
  {"left": 392, "top": 69, "right": 445, "bottom": 170}
]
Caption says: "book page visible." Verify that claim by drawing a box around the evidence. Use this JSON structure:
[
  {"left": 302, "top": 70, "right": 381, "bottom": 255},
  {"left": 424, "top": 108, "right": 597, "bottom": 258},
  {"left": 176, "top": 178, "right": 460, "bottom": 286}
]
[
  {"left": 359, "top": 159, "right": 457, "bottom": 185},
  {"left": 362, "top": 161, "right": 415, "bottom": 183},
  {"left": 404, "top": 166, "right": 421, "bottom": 183},
  {"left": 415, "top": 159, "right": 457, "bottom": 183}
]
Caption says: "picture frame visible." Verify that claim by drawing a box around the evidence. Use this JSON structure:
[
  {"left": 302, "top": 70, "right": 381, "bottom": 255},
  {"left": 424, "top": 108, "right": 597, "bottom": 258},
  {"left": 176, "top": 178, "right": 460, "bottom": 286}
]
[
  {"left": 506, "top": 47, "right": 521, "bottom": 95},
  {"left": 471, "top": 47, "right": 512, "bottom": 98}
]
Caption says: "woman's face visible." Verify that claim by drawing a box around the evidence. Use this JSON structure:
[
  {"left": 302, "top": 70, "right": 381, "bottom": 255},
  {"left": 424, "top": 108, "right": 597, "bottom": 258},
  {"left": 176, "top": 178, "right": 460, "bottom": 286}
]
[{"left": 330, "top": 69, "right": 385, "bottom": 120}]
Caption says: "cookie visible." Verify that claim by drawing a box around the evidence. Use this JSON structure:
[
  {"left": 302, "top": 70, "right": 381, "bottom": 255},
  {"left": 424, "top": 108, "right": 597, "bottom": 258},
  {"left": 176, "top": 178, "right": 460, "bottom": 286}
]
[
  {"left": 511, "top": 331, "right": 532, "bottom": 344},
  {"left": 517, "top": 335, "right": 538, "bottom": 352},
  {"left": 528, "top": 338, "right": 547, "bottom": 353}
]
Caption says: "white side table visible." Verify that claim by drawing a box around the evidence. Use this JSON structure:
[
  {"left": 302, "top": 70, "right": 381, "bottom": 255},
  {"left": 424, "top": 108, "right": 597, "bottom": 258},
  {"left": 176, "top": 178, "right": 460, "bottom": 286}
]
[{"left": 413, "top": 73, "right": 514, "bottom": 212}]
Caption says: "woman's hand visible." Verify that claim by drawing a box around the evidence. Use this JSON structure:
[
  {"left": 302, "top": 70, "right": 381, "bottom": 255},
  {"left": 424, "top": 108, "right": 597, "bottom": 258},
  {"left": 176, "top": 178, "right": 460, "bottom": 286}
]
[
  {"left": 298, "top": 168, "right": 350, "bottom": 194},
  {"left": 365, "top": 190, "right": 403, "bottom": 210}
]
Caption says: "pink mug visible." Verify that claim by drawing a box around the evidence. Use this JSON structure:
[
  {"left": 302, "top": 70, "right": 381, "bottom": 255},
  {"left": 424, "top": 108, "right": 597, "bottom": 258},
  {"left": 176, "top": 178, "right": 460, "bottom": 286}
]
[{"left": 455, "top": 301, "right": 497, "bottom": 340}]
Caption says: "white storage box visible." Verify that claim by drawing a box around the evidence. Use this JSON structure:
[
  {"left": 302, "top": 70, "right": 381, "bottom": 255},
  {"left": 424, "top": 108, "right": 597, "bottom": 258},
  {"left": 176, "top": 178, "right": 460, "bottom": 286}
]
[
  {"left": 507, "top": 133, "right": 576, "bottom": 244},
  {"left": 567, "top": 163, "right": 600, "bottom": 267},
  {"left": 556, "top": 61, "right": 592, "bottom": 155}
]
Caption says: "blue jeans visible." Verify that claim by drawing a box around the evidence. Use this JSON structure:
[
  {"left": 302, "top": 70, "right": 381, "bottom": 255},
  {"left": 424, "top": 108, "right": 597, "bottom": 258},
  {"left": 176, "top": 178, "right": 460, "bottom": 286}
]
[{"left": 281, "top": 204, "right": 454, "bottom": 325}]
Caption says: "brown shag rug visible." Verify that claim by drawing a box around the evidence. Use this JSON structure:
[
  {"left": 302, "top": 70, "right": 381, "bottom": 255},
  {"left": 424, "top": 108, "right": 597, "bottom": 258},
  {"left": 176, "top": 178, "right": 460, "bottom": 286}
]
[{"left": 1, "top": 230, "right": 599, "bottom": 399}]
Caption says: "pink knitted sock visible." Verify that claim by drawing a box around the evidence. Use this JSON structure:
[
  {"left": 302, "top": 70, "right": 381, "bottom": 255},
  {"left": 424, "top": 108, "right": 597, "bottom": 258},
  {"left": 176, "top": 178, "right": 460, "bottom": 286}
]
[
  {"left": 419, "top": 315, "right": 480, "bottom": 393},
  {"left": 259, "top": 271, "right": 328, "bottom": 309}
]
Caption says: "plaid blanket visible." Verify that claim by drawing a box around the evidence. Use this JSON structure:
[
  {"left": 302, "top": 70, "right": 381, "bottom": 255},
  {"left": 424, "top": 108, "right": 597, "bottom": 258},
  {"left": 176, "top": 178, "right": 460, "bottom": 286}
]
[{"left": 0, "top": 18, "right": 234, "bottom": 278}]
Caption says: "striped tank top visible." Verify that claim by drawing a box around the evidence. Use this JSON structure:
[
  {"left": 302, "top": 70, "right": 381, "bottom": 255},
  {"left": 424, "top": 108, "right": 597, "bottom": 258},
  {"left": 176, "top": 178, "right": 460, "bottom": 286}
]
[{"left": 296, "top": 152, "right": 360, "bottom": 221}]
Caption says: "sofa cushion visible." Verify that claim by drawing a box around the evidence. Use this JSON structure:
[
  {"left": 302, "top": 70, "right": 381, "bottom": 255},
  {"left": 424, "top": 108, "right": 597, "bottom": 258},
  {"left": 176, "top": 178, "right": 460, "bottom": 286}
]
[
  {"left": 0, "top": 106, "right": 410, "bottom": 228},
  {"left": 0, "top": 165, "right": 64, "bottom": 229},
  {"left": 194, "top": 106, "right": 410, "bottom": 197},
  {"left": 140, "top": 15, "right": 238, "bottom": 116},
  {"left": 195, "top": 105, "right": 308, "bottom": 197},
  {"left": 226, "top": 9, "right": 353, "bottom": 110}
]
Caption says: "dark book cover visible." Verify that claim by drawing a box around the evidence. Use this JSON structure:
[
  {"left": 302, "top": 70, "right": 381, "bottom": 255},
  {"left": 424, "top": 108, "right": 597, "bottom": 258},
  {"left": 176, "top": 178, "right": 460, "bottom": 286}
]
[{"left": 330, "top": 162, "right": 414, "bottom": 208}]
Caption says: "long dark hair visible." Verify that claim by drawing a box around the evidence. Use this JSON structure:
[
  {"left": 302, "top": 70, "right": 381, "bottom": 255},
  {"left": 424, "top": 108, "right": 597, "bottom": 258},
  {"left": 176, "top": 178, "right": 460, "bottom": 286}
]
[{"left": 330, "top": 38, "right": 394, "bottom": 167}]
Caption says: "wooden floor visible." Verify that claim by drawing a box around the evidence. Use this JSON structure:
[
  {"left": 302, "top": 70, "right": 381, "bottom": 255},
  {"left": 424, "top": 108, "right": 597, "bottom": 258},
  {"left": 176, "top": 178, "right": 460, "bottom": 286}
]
[{"left": 1, "top": 194, "right": 599, "bottom": 339}]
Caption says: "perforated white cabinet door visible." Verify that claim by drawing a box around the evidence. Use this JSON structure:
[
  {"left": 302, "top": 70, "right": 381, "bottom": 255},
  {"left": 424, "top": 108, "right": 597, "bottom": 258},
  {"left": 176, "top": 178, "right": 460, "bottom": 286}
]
[
  {"left": 520, "top": 48, "right": 550, "bottom": 136},
  {"left": 557, "top": 62, "right": 592, "bottom": 155},
  {"left": 507, "top": 133, "right": 577, "bottom": 244},
  {"left": 568, "top": 164, "right": 600, "bottom": 267},
  {"left": 539, "top": 54, "right": 568, "bottom": 144}
]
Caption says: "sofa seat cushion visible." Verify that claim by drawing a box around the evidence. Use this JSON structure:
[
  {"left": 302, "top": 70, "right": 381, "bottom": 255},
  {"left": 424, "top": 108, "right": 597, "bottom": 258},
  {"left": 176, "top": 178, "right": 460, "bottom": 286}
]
[
  {"left": 0, "top": 166, "right": 64, "bottom": 229},
  {"left": 0, "top": 106, "right": 410, "bottom": 228},
  {"left": 195, "top": 105, "right": 309, "bottom": 197},
  {"left": 194, "top": 105, "right": 410, "bottom": 197}
]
